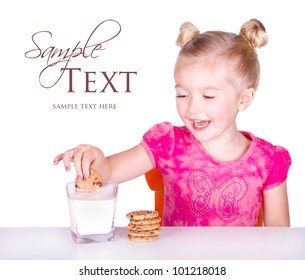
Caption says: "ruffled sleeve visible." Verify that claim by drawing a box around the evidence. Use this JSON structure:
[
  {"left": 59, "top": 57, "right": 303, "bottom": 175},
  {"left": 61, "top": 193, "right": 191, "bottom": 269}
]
[
  {"left": 141, "top": 122, "right": 175, "bottom": 170},
  {"left": 263, "top": 145, "right": 292, "bottom": 190}
]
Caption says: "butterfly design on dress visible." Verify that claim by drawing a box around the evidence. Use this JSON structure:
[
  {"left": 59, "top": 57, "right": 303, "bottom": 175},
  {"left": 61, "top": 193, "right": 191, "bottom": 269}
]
[{"left": 188, "top": 170, "right": 248, "bottom": 222}]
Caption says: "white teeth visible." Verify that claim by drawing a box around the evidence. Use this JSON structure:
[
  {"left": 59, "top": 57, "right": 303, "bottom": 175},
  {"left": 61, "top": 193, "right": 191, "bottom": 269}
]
[{"left": 194, "top": 120, "right": 209, "bottom": 128}]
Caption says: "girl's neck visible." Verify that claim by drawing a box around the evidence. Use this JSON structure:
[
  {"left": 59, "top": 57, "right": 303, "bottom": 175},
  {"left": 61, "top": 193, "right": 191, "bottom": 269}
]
[{"left": 200, "top": 131, "right": 252, "bottom": 162}]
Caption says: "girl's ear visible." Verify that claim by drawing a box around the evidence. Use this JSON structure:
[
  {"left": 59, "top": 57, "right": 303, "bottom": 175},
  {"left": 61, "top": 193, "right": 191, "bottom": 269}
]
[{"left": 238, "top": 88, "right": 255, "bottom": 111}]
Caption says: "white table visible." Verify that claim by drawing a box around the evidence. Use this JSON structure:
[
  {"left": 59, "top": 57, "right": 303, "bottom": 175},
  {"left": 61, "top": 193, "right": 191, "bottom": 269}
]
[{"left": 0, "top": 227, "right": 304, "bottom": 260}]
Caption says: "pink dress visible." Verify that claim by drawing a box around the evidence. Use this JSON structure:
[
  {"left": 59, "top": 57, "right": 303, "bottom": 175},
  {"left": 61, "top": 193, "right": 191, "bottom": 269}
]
[{"left": 141, "top": 122, "right": 291, "bottom": 226}]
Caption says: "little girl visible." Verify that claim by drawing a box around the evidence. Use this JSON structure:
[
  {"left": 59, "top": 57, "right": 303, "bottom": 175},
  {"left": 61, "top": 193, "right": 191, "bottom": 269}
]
[{"left": 54, "top": 19, "right": 291, "bottom": 227}]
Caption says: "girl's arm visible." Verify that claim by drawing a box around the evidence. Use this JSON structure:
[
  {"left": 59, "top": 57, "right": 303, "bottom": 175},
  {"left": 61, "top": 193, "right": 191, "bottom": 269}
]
[
  {"left": 53, "top": 143, "right": 153, "bottom": 183},
  {"left": 262, "top": 181, "right": 290, "bottom": 226},
  {"left": 107, "top": 144, "right": 154, "bottom": 183}
]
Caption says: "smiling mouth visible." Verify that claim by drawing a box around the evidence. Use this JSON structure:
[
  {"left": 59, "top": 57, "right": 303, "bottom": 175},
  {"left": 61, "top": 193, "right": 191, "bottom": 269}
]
[{"left": 193, "top": 120, "right": 210, "bottom": 129}]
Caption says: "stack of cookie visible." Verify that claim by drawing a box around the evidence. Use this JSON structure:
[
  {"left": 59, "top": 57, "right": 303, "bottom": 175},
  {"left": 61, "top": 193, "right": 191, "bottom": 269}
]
[{"left": 126, "top": 210, "right": 162, "bottom": 242}]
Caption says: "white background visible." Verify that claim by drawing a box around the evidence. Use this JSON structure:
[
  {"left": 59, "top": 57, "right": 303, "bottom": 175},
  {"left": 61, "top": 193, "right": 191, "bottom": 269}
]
[{"left": 1, "top": 0, "right": 304, "bottom": 228}]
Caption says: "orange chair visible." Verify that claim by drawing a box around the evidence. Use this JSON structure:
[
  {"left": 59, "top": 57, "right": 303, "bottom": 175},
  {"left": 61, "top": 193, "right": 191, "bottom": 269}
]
[
  {"left": 145, "top": 168, "right": 263, "bottom": 226},
  {"left": 145, "top": 168, "right": 165, "bottom": 222}
]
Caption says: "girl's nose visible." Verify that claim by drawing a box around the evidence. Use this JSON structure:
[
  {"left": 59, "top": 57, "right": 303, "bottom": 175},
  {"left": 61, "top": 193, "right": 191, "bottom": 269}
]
[{"left": 189, "top": 97, "right": 202, "bottom": 114}]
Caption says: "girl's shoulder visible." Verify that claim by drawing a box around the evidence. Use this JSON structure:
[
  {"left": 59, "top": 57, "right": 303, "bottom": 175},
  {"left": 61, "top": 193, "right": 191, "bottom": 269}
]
[
  {"left": 143, "top": 122, "right": 190, "bottom": 141},
  {"left": 242, "top": 132, "right": 291, "bottom": 189},
  {"left": 242, "top": 131, "right": 290, "bottom": 160}
]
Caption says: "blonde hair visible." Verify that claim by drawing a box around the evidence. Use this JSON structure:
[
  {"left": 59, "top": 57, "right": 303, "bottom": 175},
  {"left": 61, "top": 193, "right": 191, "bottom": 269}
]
[{"left": 176, "top": 19, "right": 268, "bottom": 90}]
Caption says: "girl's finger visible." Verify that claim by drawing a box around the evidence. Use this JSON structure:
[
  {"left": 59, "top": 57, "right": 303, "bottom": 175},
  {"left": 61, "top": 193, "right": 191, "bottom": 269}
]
[
  {"left": 61, "top": 149, "right": 75, "bottom": 173},
  {"left": 81, "top": 153, "right": 93, "bottom": 178},
  {"left": 72, "top": 149, "right": 86, "bottom": 179},
  {"left": 53, "top": 153, "right": 63, "bottom": 165}
]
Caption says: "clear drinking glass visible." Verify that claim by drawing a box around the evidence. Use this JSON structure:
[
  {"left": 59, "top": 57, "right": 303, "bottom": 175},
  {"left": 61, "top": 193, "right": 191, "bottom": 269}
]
[{"left": 66, "top": 181, "right": 118, "bottom": 243}]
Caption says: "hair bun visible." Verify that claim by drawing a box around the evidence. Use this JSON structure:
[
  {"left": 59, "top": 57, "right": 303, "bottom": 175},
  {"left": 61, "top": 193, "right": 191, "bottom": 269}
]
[
  {"left": 176, "top": 22, "right": 200, "bottom": 47},
  {"left": 239, "top": 19, "right": 268, "bottom": 49}
]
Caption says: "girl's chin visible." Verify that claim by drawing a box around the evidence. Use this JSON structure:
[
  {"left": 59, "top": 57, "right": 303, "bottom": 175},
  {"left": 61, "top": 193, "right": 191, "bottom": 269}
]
[{"left": 189, "top": 129, "right": 212, "bottom": 143}]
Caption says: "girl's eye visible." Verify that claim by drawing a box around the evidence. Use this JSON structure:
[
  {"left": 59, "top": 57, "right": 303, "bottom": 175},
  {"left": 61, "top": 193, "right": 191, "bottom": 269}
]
[
  {"left": 176, "top": 94, "right": 188, "bottom": 98},
  {"left": 203, "top": 95, "right": 215, "bottom": 99}
]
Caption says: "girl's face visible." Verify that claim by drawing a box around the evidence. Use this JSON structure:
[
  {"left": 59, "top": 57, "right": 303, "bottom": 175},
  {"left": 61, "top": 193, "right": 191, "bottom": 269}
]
[{"left": 174, "top": 56, "right": 245, "bottom": 146}]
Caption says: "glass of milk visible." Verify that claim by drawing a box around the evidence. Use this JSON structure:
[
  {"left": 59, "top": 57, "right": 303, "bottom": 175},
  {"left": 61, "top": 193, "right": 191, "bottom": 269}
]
[{"left": 66, "top": 181, "right": 118, "bottom": 243}]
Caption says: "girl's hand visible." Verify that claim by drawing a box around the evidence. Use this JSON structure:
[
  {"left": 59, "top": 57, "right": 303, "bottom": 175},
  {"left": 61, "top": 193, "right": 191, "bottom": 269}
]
[
  {"left": 53, "top": 144, "right": 108, "bottom": 180},
  {"left": 54, "top": 143, "right": 153, "bottom": 184}
]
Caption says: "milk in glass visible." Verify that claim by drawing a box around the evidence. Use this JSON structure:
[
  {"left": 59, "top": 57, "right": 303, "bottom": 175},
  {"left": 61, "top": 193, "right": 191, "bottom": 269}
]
[{"left": 66, "top": 181, "right": 118, "bottom": 243}]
